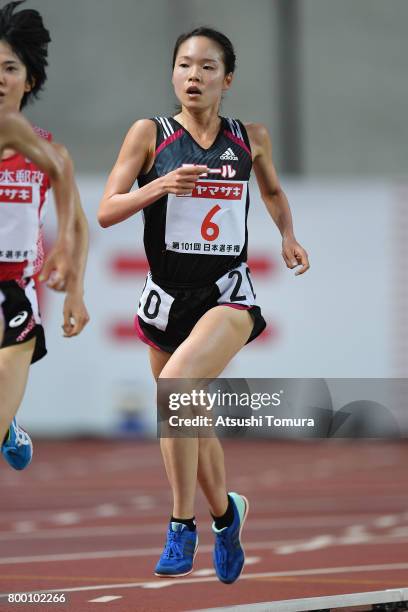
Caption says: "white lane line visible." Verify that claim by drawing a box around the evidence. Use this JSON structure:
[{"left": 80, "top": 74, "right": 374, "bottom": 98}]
[
  {"left": 0, "top": 505, "right": 405, "bottom": 523},
  {"left": 1, "top": 535, "right": 408, "bottom": 565},
  {"left": 276, "top": 535, "right": 335, "bottom": 555},
  {"left": 374, "top": 514, "right": 400, "bottom": 528},
  {"left": 2, "top": 513, "right": 406, "bottom": 540},
  {"left": 342, "top": 525, "right": 373, "bottom": 545},
  {"left": 94, "top": 505, "right": 120, "bottom": 518},
  {"left": 0, "top": 494, "right": 407, "bottom": 523},
  {"left": 240, "top": 556, "right": 260, "bottom": 565},
  {"left": 142, "top": 580, "right": 174, "bottom": 589},
  {"left": 13, "top": 521, "right": 36, "bottom": 533},
  {"left": 88, "top": 595, "right": 123, "bottom": 603},
  {"left": 0, "top": 562, "right": 408, "bottom": 598},
  {"left": 275, "top": 526, "right": 374, "bottom": 555},
  {"left": 2, "top": 525, "right": 156, "bottom": 541},
  {"left": 0, "top": 547, "right": 166, "bottom": 565},
  {"left": 131, "top": 495, "right": 156, "bottom": 510},
  {"left": 52, "top": 513, "right": 81, "bottom": 526},
  {"left": 193, "top": 569, "right": 215, "bottom": 577},
  {"left": 392, "top": 527, "right": 408, "bottom": 537}
]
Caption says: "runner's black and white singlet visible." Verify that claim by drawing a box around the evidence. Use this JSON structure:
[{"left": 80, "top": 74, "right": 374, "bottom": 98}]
[{"left": 138, "top": 116, "right": 252, "bottom": 287}]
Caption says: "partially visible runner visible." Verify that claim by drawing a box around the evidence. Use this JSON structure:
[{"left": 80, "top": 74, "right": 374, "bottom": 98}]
[
  {"left": 0, "top": 1, "right": 89, "bottom": 470},
  {"left": 99, "top": 27, "right": 309, "bottom": 584},
  {"left": 0, "top": 109, "right": 74, "bottom": 345},
  {"left": 0, "top": 290, "right": 4, "bottom": 345}
]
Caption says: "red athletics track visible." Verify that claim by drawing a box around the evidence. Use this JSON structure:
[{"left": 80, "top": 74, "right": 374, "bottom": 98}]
[{"left": 0, "top": 440, "right": 407, "bottom": 612}]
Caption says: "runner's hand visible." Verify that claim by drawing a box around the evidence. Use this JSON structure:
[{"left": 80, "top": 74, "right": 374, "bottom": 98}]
[
  {"left": 162, "top": 165, "right": 208, "bottom": 195},
  {"left": 282, "top": 236, "right": 310, "bottom": 276},
  {"left": 39, "top": 239, "right": 73, "bottom": 291},
  {"left": 62, "top": 291, "right": 90, "bottom": 337}
]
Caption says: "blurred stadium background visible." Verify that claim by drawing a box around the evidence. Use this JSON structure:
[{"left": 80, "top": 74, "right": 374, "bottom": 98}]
[{"left": 18, "top": 0, "right": 408, "bottom": 436}]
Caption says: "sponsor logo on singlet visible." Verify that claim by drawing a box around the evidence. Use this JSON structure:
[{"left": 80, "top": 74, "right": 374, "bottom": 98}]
[
  {"left": 220, "top": 148, "right": 238, "bottom": 160},
  {"left": 0, "top": 186, "right": 33, "bottom": 203},
  {"left": 9, "top": 311, "right": 29, "bottom": 328}
]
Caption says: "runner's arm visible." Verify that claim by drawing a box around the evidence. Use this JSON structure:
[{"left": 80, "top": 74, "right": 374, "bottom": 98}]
[
  {"left": 0, "top": 112, "right": 74, "bottom": 245},
  {"left": 98, "top": 119, "right": 207, "bottom": 227},
  {"left": 0, "top": 111, "right": 62, "bottom": 179},
  {"left": 51, "top": 145, "right": 90, "bottom": 336},
  {"left": 61, "top": 188, "right": 90, "bottom": 335},
  {"left": 247, "top": 123, "right": 310, "bottom": 275},
  {"left": 61, "top": 180, "right": 90, "bottom": 336},
  {"left": 50, "top": 145, "right": 89, "bottom": 294}
]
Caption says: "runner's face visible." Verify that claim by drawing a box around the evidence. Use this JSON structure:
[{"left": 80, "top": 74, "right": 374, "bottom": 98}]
[
  {"left": 172, "top": 36, "right": 233, "bottom": 111},
  {"left": 0, "top": 41, "right": 32, "bottom": 112}
]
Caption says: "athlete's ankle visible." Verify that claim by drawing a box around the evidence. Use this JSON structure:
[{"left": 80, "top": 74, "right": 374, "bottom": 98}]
[
  {"left": 211, "top": 494, "right": 234, "bottom": 529},
  {"left": 170, "top": 516, "right": 197, "bottom": 532}
]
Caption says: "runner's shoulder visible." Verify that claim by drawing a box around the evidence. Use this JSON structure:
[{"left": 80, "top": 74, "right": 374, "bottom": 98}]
[
  {"left": 0, "top": 110, "right": 20, "bottom": 131},
  {"left": 0, "top": 112, "right": 30, "bottom": 144},
  {"left": 125, "top": 119, "right": 157, "bottom": 154},
  {"left": 128, "top": 118, "right": 157, "bottom": 140},
  {"left": 51, "top": 141, "right": 69, "bottom": 158},
  {"left": 244, "top": 123, "right": 272, "bottom": 159},
  {"left": 244, "top": 122, "right": 270, "bottom": 145}
]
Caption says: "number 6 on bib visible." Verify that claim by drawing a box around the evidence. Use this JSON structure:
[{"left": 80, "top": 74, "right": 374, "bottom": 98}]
[{"left": 165, "top": 179, "right": 247, "bottom": 255}]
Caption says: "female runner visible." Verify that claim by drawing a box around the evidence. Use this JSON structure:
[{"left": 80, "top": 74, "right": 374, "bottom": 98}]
[
  {"left": 0, "top": 1, "right": 89, "bottom": 470},
  {"left": 0, "top": 110, "right": 75, "bottom": 344},
  {"left": 99, "top": 27, "right": 309, "bottom": 584}
]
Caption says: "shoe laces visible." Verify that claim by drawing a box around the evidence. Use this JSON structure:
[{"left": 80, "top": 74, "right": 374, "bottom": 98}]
[
  {"left": 163, "top": 530, "right": 184, "bottom": 559},
  {"left": 12, "top": 423, "right": 30, "bottom": 448}
]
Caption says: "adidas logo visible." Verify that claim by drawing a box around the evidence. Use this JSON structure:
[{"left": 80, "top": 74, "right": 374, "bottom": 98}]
[{"left": 220, "top": 148, "right": 238, "bottom": 160}]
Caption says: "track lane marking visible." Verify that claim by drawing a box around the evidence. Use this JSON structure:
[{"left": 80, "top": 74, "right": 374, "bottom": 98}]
[
  {"left": 1, "top": 534, "right": 408, "bottom": 565},
  {"left": 1, "top": 562, "right": 408, "bottom": 598},
  {"left": 88, "top": 595, "right": 123, "bottom": 603}
]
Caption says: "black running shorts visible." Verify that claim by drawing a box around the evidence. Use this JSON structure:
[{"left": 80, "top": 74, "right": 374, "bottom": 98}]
[
  {"left": 135, "top": 262, "right": 266, "bottom": 354},
  {"left": 0, "top": 278, "right": 47, "bottom": 363}
]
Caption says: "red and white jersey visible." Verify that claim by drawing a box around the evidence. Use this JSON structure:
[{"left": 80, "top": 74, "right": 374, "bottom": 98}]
[{"left": 0, "top": 125, "right": 52, "bottom": 281}]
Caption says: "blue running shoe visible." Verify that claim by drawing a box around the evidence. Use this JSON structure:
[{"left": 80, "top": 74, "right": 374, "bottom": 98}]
[
  {"left": 1, "top": 418, "right": 33, "bottom": 470},
  {"left": 155, "top": 521, "right": 198, "bottom": 577},
  {"left": 212, "top": 492, "right": 249, "bottom": 584}
]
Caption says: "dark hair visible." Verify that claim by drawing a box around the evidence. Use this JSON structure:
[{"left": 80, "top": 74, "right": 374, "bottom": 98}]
[
  {"left": 172, "top": 27, "right": 236, "bottom": 74},
  {"left": 0, "top": 0, "right": 51, "bottom": 108}
]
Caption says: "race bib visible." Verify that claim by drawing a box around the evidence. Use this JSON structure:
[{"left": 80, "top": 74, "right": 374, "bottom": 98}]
[
  {"left": 216, "top": 262, "right": 256, "bottom": 306},
  {"left": 0, "top": 183, "right": 40, "bottom": 262},
  {"left": 137, "top": 273, "right": 175, "bottom": 331},
  {"left": 165, "top": 179, "right": 247, "bottom": 256}
]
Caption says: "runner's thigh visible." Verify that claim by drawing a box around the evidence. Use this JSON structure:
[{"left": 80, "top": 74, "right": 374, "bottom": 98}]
[{"left": 160, "top": 305, "right": 253, "bottom": 379}]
